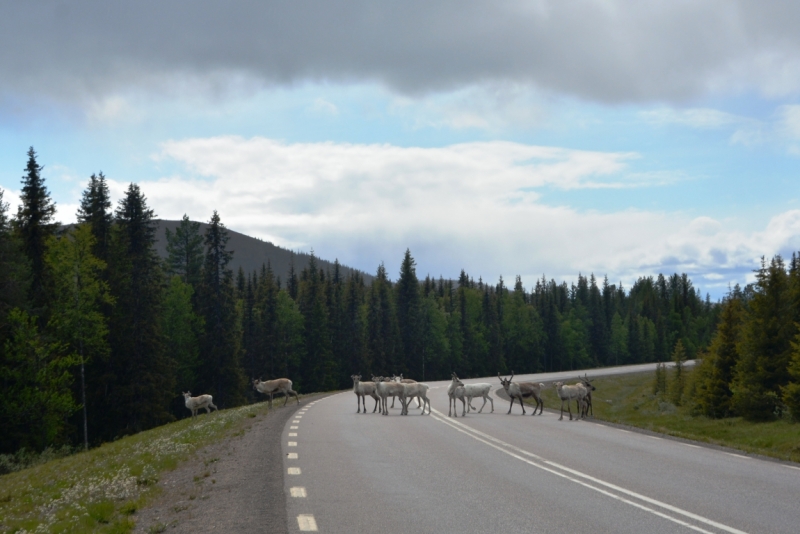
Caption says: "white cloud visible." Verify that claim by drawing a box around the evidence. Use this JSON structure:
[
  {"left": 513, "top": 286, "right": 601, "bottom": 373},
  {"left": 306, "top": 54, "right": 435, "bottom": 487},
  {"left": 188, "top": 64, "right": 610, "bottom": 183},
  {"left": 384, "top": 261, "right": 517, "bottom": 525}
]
[
  {"left": 307, "top": 98, "right": 339, "bottom": 116},
  {"left": 640, "top": 108, "right": 745, "bottom": 129},
  {"left": 57, "top": 135, "right": 783, "bottom": 298}
]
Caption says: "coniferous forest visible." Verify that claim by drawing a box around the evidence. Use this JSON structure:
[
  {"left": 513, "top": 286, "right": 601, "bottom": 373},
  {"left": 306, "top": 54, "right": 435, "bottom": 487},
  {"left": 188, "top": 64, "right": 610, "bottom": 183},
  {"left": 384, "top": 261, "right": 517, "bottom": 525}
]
[{"left": 3, "top": 147, "right": 798, "bottom": 457}]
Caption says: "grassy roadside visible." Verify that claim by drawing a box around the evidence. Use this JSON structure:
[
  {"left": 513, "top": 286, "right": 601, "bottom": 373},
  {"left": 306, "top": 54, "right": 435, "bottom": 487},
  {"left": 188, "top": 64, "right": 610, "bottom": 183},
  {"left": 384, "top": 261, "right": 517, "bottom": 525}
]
[
  {"left": 535, "top": 370, "right": 800, "bottom": 463},
  {"left": 0, "top": 400, "right": 275, "bottom": 534}
]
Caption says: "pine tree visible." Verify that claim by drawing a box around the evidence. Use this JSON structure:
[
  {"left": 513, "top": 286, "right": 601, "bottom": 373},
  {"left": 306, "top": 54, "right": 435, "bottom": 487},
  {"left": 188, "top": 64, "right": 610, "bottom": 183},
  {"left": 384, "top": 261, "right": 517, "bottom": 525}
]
[
  {"left": 342, "top": 272, "right": 369, "bottom": 377},
  {"left": 14, "top": 148, "right": 58, "bottom": 315},
  {"left": 164, "top": 214, "right": 204, "bottom": 287},
  {"left": 197, "top": 211, "right": 246, "bottom": 408},
  {"left": 105, "top": 184, "right": 174, "bottom": 437}
]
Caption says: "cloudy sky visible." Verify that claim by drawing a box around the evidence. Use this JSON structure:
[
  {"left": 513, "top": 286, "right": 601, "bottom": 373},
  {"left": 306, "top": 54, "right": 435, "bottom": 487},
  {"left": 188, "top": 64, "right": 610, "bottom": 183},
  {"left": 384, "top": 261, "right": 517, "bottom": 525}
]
[{"left": 2, "top": 1, "right": 800, "bottom": 298}]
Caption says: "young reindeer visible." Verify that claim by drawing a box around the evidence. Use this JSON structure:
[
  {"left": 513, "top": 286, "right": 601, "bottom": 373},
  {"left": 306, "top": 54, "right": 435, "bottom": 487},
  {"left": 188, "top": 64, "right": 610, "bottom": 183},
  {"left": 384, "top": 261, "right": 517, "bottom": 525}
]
[
  {"left": 183, "top": 391, "right": 217, "bottom": 418},
  {"left": 351, "top": 375, "right": 380, "bottom": 413},
  {"left": 253, "top": 377, "right": 300, "bottom": 408},
  {"left": 373, "top": 376, "right": 407, "bottom": 415},
  {"left": 579, "top": 374, "right": 596, "bottom": 417},
  {"left": 452, "top": 373, "right": 494, "bottom": 413},
  {"left": 554, "top": 381, "right": 586, "bottom": 421},
  {"left": 497, "top": 372, "right": 545, "bottom": 415},
  {"left": 447, "top": 373, "right": 468, "bottom": 417}
]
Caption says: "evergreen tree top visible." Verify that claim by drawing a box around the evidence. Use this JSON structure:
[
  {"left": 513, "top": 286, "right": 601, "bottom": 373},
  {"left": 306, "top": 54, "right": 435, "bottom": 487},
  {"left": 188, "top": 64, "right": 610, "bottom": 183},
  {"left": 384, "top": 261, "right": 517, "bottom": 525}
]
[{"left": 16, "top": 147, "right": 57, "bottom": 231}]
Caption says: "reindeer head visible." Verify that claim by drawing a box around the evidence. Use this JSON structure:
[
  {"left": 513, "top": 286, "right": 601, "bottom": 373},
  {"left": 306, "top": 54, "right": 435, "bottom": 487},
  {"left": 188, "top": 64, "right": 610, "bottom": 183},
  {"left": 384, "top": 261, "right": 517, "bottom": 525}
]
[
  {"left": 252, "top": 378, "right": 262, "bottom": 390},
  {"left": 351, "top": 374, "right": 361, "bottom": 384},
  {"left": 581, "top": 374, "right": 596, "bottom": 391},
  {"left": 183, "top": 391, "right": 191, "bottom": 399},
  {"left": 497, "top": 371, "right": 515, "bottom": 391}
]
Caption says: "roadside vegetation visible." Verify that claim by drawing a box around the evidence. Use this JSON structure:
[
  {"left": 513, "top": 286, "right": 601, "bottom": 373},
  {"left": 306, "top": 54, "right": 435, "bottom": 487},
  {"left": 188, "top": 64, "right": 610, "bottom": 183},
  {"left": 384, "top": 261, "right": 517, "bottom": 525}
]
[
  {"left": 537, "top": 369, "right": 800, "bottom": 463},
  {"left": 0, "top": 402, "right": 270, "bottom": 534}
]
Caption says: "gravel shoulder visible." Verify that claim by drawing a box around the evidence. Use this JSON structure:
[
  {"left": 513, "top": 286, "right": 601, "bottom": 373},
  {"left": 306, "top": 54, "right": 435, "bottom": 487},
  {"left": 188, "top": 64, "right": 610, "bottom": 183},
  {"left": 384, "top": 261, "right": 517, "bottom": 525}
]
[{"left": 133, "top": 395, "right": 323, "bottom": 533}]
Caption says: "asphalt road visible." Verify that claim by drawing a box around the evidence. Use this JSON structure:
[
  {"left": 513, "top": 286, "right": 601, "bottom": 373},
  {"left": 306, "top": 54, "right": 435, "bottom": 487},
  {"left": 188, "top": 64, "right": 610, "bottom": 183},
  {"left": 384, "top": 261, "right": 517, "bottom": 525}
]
[{"left": 282, "top": 364, "right": 799, "bottom": 533}]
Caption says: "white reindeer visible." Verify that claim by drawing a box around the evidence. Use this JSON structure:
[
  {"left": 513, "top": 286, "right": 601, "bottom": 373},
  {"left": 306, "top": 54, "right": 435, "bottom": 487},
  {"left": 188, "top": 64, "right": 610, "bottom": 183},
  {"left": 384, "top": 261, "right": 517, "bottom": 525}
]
[
  {"left": 373, "top": 376, "right": 407, "bottom": 415},
  {"left": 253, "top": 377, "right": 300, "bottom": 407},
  {"left": 452, "top": 373, "right": 494, "bottom": 413},
  {"left": 554, "top": 381, "right": 586, "bottom": 421},
  {"left": 183, "top": 391, "right": 217, "bottom": 418},
  {"left": 389, "top": 374, "right": 420, "bottom": 408},
  {"left": 447, "top": 373, "right": 468, "bottom": 417},
  {"left": 401, "top": 382, "right": 431, "bottom": 415},
  {"left": 351, "top": 374, "right": 380, "bottom": 413},
  {"left": 497, "top": 372, "right": 545, "bottom": 415}
]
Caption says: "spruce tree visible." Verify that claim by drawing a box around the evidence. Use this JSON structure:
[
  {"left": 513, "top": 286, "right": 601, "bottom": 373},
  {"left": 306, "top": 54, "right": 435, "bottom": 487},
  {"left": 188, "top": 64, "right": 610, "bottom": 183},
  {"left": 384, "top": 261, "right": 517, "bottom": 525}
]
[
  {"left": 164, "top": 214, "right": 204, "bottom": 287},
  {"left": 14, "top": 147, "right": 58, "bottom": 315},
  {"left": 77, "top": 172, "right": 113, "bottom": 263},
  {"left": 731, "top": 257, "right": 795, "bottom": 420},
  {"left": 197, "top": 211, "right": 246, "bottom": 408},
  {"left": 0, "top": 188, "right": 30, "bottom": 329},
  {"left": 396, "top": 250, "right": 423, "bottom": 378},
  {"left": 366, "top": 263, "right": 400, "bottom": 376},
  {"left": 105, "top": 184, "right": 174, "bottom": 437},
  {"left": 162, "top": 276, "right": 202, "bottom": 412},
  {"left": 297, "top": 253, "right": 335, "bottom": 390}
]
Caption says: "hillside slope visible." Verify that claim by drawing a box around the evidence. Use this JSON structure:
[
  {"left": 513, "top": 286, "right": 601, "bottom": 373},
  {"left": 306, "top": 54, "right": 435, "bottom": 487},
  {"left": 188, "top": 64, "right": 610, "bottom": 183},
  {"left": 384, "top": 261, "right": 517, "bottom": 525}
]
[{"left": 154, "top": 219, "right": 372, "bottom": 283}]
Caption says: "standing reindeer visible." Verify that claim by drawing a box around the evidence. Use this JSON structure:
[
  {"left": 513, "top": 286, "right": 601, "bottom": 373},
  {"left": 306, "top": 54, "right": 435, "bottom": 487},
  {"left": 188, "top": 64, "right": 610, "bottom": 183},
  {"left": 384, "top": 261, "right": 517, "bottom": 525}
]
[
  {"left": 579, "top": 374, "right": 596, "bottom": 417},
  {"left": 183, "top": 391, "right": 217, "bottom": 418},
  {"left": 497, "top": 372, "right": 545, "bottom": 415}
]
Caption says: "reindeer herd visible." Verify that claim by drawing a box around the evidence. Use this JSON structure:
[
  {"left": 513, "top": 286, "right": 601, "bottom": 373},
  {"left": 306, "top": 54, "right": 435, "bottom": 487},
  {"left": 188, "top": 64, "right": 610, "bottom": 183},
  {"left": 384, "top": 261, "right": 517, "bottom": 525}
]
[
  {"left": 183, "top": 370, "right": 596, "bottom": 421},
  {"left": 351, "top": 371, "right": 596, "bottom": 420}
]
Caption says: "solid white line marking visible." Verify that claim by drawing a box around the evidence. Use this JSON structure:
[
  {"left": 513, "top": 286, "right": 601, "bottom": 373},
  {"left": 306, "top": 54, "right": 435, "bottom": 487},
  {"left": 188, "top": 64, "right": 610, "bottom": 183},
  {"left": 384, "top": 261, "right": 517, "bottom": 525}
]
[
  {"left": 290, "top": 487, "right": 307, "bottom": 498},
  {"left": 288, "top": 441, "right": 297, "bottom": 447},
  {"left": 288, "top": 467, "right": 301, "bottom": 475},
  {"left": 291, "top": 426, "right": 299, "bottom": 429},
  {"left": 783, "top": 464, "right": 800, "bottom": 471},
  {"left": 430, "top": 410, "right": 746, "bottom": 534},
  {"left": 727, "top": 453, "right": 749, "bottom": 460},
  {"left": 297, "top": 514, "right": 318, "bottom": 531},
  {"left": 618, "top": 429, "right": 631, "bottom": 434},
  {"left": 684, "top": 443, "right": 701, "bottom": 449},
  {"left": 287, "top": 453, "right": 298, "bottom": 459},
  {"left": 648, "top": 435, "right": 662, "bottom": 440}
]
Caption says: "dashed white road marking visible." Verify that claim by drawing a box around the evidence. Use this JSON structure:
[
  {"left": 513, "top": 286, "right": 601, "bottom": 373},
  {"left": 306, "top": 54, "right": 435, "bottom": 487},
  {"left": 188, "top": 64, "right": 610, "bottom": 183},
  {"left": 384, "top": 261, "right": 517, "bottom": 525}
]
[
  {"left": 430, "top": 410, "right": 747, "bottom": 534},
  {"left": 290, "top": 487, "right": 307, "bottom": 498},
  {"left": 296, "top": 415, "right": 303, "bottom": 418},
  {"left": 292, "top": 420, "right": 300, "bottom": 424},
  {"left": 288, "top": 467, "right": 301, "bottom": 475},
  {"left": 297, "top": 514, "right": 318, "bottom": 531},
  {"left": 287, "top": 453, "right": 298, "bottom": 459},
  {"left": 289, "top": 432, "right": 298, "bottom": 437},
  {"left": 291, "top": 426, "right": 299, "bottom": 429},
  {"left": 288, "top": 441, "right": 297, "bottom": 447}
]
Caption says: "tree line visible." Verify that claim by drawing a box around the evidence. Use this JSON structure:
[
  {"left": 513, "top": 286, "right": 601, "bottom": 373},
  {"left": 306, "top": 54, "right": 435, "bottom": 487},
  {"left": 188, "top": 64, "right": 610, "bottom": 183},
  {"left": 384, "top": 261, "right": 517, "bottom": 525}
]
[{"left": 0, "top": 148, "right": 721, "bottom": 455}]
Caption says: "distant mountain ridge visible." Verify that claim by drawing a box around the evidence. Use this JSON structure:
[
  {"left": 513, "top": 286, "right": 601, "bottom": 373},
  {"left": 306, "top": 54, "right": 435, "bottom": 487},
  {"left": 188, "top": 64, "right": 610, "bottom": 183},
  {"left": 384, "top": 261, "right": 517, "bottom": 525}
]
[{"left": 153, "top": 219, "right": 372, "bottom": 284}]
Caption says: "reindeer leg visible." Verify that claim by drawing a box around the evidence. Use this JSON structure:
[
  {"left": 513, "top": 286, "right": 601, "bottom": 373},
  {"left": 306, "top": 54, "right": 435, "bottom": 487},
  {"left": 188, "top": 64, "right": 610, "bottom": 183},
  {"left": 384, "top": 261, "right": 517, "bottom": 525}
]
[{"left": 559, "top": 400, "right": 564, "bottom": 420}]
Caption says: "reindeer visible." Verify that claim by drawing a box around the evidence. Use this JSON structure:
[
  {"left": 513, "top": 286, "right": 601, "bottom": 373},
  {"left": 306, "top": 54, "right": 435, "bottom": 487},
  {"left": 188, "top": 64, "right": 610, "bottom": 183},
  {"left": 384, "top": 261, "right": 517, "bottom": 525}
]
[
  {"left": 497, "top": 371, "right": 545, "bottom": 415},
  {"left": 447, "top": 373, "right": 468, "bottom": 417},
  {"left": 579, "top": 374, "right": 596, "bottom": 417},
  {"left": 253, "top": 377, "right": 300, "bottom": 407},
  {"left": 183, "top": 391, "right": 217, "bottom": 418},
  {"left": 373, "top": 376, "right": 407, "bottom": 415},
  {"left": 554, "top": 381, "right": 586, "bottom": 421},
  {"left": 351, "top": 375, "right": 380, "bottom": 413}
]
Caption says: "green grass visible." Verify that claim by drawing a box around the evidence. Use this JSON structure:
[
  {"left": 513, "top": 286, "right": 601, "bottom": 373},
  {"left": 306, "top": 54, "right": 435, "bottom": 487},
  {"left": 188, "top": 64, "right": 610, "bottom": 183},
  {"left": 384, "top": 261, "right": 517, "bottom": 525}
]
[
  {"left": 535, "top": 370, "right": 800, "bottom": 463},
  {"left": 0, "top": 401, "right": 275, "bottom": 533}
]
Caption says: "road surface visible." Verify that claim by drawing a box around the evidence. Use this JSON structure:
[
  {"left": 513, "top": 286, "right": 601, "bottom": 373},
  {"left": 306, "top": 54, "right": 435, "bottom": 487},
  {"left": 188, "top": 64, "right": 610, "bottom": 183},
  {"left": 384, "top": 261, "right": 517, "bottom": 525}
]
[{"left": 282, "top": 365, "right": 799, "bottom": 533}]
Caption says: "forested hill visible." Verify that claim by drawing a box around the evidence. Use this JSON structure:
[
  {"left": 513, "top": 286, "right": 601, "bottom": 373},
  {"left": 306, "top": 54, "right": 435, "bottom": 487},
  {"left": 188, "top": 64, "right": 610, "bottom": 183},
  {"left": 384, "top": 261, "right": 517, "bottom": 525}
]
[{"left": 153, "top": 219, "right": 371, "bottom": 284}]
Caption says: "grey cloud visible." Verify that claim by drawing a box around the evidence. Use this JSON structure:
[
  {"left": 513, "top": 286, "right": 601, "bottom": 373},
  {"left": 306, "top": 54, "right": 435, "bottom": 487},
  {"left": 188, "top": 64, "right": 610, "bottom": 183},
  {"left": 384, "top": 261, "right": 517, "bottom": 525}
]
[{"left": 2, "top": 1, "right": 800, "bottom": 104}]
